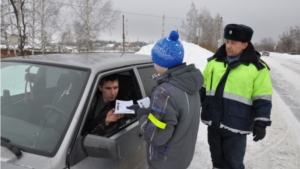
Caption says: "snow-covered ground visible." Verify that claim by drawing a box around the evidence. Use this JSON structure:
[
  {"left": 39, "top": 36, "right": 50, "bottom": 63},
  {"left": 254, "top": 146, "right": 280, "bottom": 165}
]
[{"left": 136, "top": 43, "right": 300, "bottom": 169}]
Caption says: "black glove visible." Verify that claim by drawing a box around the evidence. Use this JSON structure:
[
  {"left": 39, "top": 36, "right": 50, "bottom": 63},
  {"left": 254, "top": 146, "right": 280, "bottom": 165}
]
[
  {"left": 127, "top": 104, "right": 150, "bottom": 119},
  {"left": 127, "top": 104, "right": 140, "bottom": 113},
  {"left": 253, "top": 125, "right": 266, "bottom": 142}
]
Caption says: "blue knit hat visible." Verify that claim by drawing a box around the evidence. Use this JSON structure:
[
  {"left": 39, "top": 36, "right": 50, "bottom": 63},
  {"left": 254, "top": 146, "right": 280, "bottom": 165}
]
[{"left": 151, "top": 30, "right": 184, "bottom": 68}]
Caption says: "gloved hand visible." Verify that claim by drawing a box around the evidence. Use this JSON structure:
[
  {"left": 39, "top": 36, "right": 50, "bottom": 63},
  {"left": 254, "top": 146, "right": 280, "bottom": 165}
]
[
  {"left": 253, "top": 125, "right": 266, "bottom": 142},
  {"left": 127, "top": 104, "right": 140, "bottom": 113},
  {"left": 127, "top": 104, "right": 150, "bottom": 119}
]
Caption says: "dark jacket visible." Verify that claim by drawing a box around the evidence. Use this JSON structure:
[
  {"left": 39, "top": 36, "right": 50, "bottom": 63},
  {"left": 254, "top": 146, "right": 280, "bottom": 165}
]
[
  {"left": 200, "top": 43, "right": 273, "bottom": 133},
  {"left": 84, "top": 94, "right": 117, "bottom": 136},
  {"left": 138, "top": 63, "right": 204, "bottom": 169}
]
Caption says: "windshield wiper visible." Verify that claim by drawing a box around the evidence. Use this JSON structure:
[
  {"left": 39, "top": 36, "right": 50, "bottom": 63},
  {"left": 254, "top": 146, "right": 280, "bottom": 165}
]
[{"left": 1, "top": 137, "right": 22, "bottom": 157}]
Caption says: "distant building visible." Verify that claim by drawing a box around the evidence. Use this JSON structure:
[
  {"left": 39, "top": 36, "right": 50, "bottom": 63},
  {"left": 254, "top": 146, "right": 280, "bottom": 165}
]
[
  {"left": 0, "top": 45, "right": 30, "bottom": 58},
  {"left": 104, "top": 44, "right": 116, "bottom": 50}
]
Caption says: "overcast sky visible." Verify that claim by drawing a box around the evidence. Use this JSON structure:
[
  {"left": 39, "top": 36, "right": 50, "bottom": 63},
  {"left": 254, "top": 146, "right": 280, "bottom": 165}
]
[{"left": 100, "top": 0, "right": 300, "bottom": 44}]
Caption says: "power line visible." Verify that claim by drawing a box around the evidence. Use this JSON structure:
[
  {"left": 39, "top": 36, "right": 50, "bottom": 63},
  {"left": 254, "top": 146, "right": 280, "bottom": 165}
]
[
  {"left": 55, "top": 2, "right": 184, "bottom": 20},
  {"left": 120, "top": 11, "right": 184, "bottom": 20}
]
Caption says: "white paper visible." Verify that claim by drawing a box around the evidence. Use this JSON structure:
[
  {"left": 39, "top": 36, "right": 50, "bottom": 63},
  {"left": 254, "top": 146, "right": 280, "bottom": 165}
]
[
  {"left": 137, "top": 97, "right": 150, "bottom": 108},
  {"left": 114, "top": 100, "right": 135, "bottom": 114}
]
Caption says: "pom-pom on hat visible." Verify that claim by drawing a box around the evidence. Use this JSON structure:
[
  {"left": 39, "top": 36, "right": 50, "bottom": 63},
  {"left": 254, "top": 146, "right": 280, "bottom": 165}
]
[
  {"left": 151, "top": 30, "right": 184, "bottom": 68},
  {"left": 224, "top": 24, "right": 253, "bottom": 42}
]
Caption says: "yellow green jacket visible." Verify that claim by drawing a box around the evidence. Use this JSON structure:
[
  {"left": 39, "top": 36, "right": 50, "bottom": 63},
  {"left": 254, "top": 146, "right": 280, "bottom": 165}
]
[{"left": 200, "top": 43, "right": 273, "bottom": 134}]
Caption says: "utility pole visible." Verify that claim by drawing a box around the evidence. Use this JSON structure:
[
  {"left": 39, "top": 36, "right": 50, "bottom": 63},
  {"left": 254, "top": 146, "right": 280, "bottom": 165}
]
[
  {"left": 122, "top": 15, "right": 125, "bottom": 53},
  {"left": 162, "top": 15, "right": 165, "bottom": 38},
  {"left": 220, "top": 17, "right": 224, "bottom": 44},
  {"left": 126, "top": 19, "right": 128, "bottom": 43}
]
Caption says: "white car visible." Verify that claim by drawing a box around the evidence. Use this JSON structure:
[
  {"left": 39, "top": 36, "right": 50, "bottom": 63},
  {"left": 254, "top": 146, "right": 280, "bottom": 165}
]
[
  {"left": 261, "top": 51, "right": 270, "bottom": 56},
  {"left": 1, "top": 53, "right": 157, "bottom": 169}
]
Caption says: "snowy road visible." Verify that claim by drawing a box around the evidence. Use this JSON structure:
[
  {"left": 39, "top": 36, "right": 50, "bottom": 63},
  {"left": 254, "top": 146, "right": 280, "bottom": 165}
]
[{"left": 262, "top": 55, "right": 300, "bottom": 123}]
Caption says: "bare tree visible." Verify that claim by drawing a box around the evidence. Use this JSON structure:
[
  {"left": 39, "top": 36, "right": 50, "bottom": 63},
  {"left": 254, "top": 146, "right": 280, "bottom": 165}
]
[
  {"left": 34, "top": 0, "right": 62, "bottom": 54},
  {"left": 291, "top": 25, "right": 300, "bottom": 53},
  {"left": 68, "top": 0, "right": 120, "bottom": 52},
  {"left": 27, "top": 0, "right": 40, "bottom": 55},
  {"left": 1, "top": 1, "right": 10, "bottom": 57},
  {"left": 9, "top": 0, "right": 27, "bottom": 56},
  {"left": 259, "top": 38, "right": 276, "bottom": 51},
  {"left": 180, "top": 2, "right": 198, "bottom": 43},
  {"left": 279, "top": 26, "right": 295, "bottom": 52},
  {"left": 6, "top": 0, "right": 18, "bottom": 56},
  {"left": 199, "top": 8, "right": 214, "bottom": 46},
  {"left": 180, "top": 3, "right": 223, "bottom": 52},
  {"left": 60, "top": 25, "right": 74, "bottom": 51},
  {"left": 73, "top": 20, "right": 85, "bottom": 52}
]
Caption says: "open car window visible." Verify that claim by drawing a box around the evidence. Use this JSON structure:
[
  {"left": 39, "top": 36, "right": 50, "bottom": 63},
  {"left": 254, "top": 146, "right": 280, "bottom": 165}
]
[{"left": 82, "top": 70, "right": 142, "bottom": 138}]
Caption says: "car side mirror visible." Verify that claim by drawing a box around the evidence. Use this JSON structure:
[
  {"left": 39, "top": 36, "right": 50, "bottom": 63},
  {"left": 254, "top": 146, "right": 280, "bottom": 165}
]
[{"left": 83, "top": 134, "right": 121, "bottom": 159}]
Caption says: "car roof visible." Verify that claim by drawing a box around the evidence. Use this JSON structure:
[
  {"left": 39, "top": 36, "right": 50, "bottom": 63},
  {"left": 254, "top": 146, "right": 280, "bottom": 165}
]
[{"left": 1, "top": 53, "right": 152, "bottom": 72}]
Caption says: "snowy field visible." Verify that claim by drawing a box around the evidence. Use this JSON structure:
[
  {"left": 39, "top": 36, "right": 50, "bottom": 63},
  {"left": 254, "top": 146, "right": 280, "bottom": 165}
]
[{"left": 136, "top": 42, "right": 300, "bottom": 169}]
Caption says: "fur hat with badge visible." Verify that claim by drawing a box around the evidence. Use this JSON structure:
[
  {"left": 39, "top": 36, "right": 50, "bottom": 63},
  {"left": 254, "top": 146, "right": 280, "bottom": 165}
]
[
  {"left": 151, "top": 30, "right": 184, "bottom": 68},
  {"left": 224, "top": 24, "right": 253, "bottom": 42}
]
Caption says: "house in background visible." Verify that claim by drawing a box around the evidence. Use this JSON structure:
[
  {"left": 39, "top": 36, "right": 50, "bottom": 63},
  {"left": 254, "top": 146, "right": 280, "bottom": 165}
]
[
  {"left": 104, "top": 44, "right": 116, "bottom": 51},
  {"left": 1, "top": 45, "right": 31, "bottom": 58}
]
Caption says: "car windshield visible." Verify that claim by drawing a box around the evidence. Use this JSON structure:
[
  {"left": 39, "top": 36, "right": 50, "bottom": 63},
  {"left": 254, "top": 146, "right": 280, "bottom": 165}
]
[{"left": 1, "top": 61, "right": 88, "bottom": 156}]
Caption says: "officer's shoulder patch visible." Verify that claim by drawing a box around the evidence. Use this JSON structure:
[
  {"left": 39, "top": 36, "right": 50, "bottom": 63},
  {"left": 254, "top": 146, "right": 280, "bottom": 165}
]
[{"left": 260, "top": 59, "right": 270, "bottom": 70}]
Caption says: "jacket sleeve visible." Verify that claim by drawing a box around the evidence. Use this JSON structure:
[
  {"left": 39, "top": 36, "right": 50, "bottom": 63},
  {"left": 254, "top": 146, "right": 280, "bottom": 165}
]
[
  {"left": 199, "top": 87, "right": 206, "bottom": 104},
  {"left": 139, "top": 86, "right": 178, "bottom": 146},
  {"left": 199, "top": 63, "right": 209, "bottom": 104},
  {"left": 252, "top": 67, "right": 273, "bottom": 127}
]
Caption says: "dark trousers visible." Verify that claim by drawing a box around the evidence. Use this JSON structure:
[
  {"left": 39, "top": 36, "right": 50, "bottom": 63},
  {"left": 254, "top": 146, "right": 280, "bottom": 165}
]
[{"left": 208, "top": 126, "right": 246, "bottom": 169}]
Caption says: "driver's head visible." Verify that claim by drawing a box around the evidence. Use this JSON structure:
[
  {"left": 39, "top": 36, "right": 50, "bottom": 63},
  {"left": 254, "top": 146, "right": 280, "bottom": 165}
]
[{"left": 99, "top": 75, "right": 119, "bottom": 103}]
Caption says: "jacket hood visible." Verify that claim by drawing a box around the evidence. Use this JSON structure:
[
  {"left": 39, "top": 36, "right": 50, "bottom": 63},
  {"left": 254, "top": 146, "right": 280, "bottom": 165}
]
[
  {"left": 157, "top": 63, "right": 203, "bottom": 94},
  {"left": 212, "top": 42, "right": 265, "bottom": 70}
]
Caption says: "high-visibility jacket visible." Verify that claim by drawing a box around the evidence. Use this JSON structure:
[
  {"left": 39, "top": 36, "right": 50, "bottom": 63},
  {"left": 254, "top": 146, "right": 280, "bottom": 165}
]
[{"left": 200, "top": 43, "right": 273, "bottom": 134}]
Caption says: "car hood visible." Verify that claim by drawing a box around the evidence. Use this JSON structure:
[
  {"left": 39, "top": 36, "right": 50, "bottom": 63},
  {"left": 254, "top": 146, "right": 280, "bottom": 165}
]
[
  {"left": 1, "top": 147, "right": 33, "bottom": 169},
  {"left": 1, "top": 161, "right": 33, "bottom": 169}
]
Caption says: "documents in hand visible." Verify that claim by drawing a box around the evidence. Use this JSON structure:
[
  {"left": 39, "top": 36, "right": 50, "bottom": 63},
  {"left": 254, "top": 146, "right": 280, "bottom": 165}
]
[
  {"left": 137, "top": 97, "right": 150, "bottom": 108},
  {"left": 114, "top": 100, "right": 135, "bottom": 114}
]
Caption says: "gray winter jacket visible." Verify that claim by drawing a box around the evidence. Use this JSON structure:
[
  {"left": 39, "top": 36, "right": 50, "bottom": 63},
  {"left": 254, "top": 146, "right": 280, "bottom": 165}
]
[{"left": 138, "top": 63, "right": 204, "bottom": 169}]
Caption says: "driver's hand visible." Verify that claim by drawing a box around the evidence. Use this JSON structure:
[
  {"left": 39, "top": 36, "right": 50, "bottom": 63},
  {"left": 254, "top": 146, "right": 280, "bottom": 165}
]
[{"left": 105, "top": 109, "right": 124, "bottom": 126}]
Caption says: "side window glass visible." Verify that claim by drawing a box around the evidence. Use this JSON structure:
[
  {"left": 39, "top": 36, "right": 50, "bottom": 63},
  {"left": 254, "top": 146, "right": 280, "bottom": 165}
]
[
  {"left": 137, "top": 66, "right": 157, "bottom": 97},
  {"left": 83, "top": 70, "right": 142, "bottom": 138}
]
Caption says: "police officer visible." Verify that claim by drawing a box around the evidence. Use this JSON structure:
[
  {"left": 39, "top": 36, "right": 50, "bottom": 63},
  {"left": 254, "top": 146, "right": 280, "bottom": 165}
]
[{"left": 200, "top": 24, "right": 273, "bottom": 169}]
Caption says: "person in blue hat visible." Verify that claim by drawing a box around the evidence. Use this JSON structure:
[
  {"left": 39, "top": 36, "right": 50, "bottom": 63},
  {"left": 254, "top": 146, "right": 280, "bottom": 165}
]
[
  {"left": 200, "top": 24, "right": 273, "bottom": 169},
  {"left": 128, "top": 30, "right": 204, "bottom": 169}
]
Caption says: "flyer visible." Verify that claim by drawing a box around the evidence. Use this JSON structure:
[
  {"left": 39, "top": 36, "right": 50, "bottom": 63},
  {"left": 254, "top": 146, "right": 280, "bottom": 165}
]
[{"left": 114, "top": 100, "right": 135, "bottom": 114}]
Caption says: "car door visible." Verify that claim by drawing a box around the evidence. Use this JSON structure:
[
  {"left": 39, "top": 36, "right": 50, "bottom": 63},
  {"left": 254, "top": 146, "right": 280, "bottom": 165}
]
[
  {"left": 69, "top": 66, "right": 152, "bottom": 169},
  {"left": 135, "top": 64, "right": 158, "bottom": 97}
]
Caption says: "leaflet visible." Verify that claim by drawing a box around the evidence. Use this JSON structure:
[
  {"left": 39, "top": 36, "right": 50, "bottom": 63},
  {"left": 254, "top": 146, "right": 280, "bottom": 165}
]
[
  {"left": 114, "top": 100, "right": 135, "bottom": 114},
  {"left": 137, "top": 97, "right": 150, "bottom": 108}
]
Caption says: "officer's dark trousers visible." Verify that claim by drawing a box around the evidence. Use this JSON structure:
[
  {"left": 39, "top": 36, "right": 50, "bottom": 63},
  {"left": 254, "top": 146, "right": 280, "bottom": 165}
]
[{"left": 208, "top": 126, "right": 246, "bottom": 169}]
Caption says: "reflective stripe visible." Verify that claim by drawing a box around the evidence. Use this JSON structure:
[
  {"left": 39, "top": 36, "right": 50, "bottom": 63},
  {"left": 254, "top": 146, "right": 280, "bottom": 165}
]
[
  {"left": 220, "top": 124, "right": 251, "bottom": 134},
  {"left": 148, "top": 113, "right": 166, "bottom": 129},
  {"left": 255, "top": 117, "right": 271, "bottom": 122},
  {"left": 252, "top": 95, "right": 272, "bottom": 101},
  {"left": 206, "top": 90, "right": 216, "bottom": 96},
  {"left": 223, "top": 92, "right": 252, "bottom": 105}
]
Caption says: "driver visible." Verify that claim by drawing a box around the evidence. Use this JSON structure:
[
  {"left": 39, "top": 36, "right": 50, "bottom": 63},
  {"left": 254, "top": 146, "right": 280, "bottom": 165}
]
[{"left": 85, "top": 74, "right": 124, "bottom": 136}]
